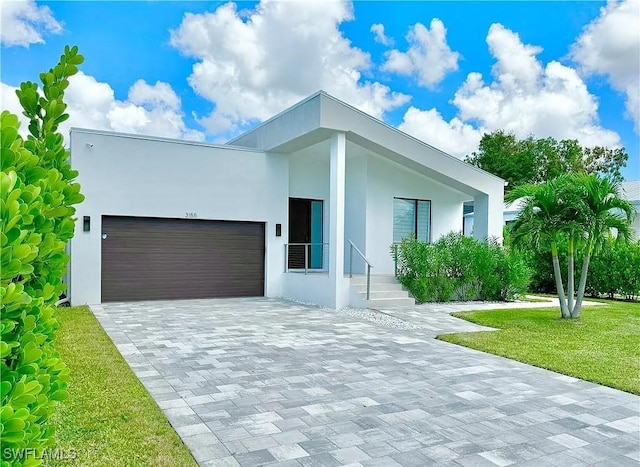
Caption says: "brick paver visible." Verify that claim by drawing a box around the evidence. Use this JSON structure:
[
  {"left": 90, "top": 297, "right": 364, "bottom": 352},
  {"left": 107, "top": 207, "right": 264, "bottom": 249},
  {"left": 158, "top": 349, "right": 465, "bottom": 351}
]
[{"left": 91, "top": 298, "right": 639, "bottom": 466}]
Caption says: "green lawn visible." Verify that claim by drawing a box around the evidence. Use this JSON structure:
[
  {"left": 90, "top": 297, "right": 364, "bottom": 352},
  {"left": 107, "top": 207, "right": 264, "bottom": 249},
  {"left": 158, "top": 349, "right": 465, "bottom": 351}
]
[
  {"left": 437, "top": 300, "right": 640, "bottom": 395},
  {"left": 48, "top": 306, "right": 197, "bottom": 467}
]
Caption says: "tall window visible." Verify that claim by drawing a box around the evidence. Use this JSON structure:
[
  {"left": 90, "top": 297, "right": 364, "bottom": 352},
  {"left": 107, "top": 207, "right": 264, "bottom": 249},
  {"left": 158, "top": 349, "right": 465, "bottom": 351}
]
[{"left": 393, "top": 198, "right": 431, "bottom": 243}]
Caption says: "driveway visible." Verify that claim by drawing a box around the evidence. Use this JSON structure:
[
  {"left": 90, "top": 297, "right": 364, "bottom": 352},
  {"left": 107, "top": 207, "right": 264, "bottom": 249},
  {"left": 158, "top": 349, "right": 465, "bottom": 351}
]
[{"left": 92, "top": 298, "right": 639, "bottom": 467}]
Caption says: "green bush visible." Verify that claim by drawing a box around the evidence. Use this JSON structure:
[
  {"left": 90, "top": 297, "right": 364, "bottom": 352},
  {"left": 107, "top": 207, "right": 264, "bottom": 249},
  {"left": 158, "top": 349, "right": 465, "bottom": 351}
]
[
  {"left": 393, "top": 239, "right": 456, "bottom": 302},
  {"left": 587, "top": 239, "right": 640, "bottom": 300},
  {"left": 393, "top": 232, "right": 531, "bottom": 303},
  {"left": 507, "top": 228, "right": 640, "bottom": 300},
  {"left": 1, "top": 46, "right": 84, "bottom": 466}
]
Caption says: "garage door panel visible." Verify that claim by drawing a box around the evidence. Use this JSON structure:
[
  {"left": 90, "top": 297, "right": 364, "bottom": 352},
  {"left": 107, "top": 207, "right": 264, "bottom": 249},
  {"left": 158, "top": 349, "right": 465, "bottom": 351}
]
[{"left": 101, "top": 216, "right": 265, "bottom": 302}]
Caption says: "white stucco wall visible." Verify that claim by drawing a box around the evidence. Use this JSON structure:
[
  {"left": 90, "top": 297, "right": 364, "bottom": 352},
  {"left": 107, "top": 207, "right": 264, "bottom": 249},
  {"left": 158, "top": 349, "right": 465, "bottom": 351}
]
[
  {"left": 287, "top": 149, "right": 330, "bottom": 246},
  {"left": 286, "top": 140, "right": 366, "bottom": 307},
  {"left": 281, "top": 273, "right": 334, "bottom": 307},
  {"left": 365, "top": 154, "right": 468, "bottom": 274},
  {"left": 69, "top": 129, "right": 288, "bottom": 305}
]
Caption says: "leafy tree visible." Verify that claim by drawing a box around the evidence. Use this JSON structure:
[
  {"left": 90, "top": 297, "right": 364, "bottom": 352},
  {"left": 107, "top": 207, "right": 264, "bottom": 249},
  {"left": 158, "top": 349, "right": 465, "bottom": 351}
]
[
  {"left": 466, "top": 130, "right": 628, "bottom": 190},
  {"left": 465, "top": 131, "right": 536, "bottom": 189},
  {"left": 507, "top": 174, "right": 634, "bottom": 318},
  {"left": 1, "top": 46, "right": 84, "bottom": 466}
]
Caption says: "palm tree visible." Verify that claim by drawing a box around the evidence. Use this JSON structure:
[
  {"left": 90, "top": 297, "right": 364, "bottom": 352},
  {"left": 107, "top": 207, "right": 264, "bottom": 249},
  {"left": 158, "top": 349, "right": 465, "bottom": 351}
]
[
  {"left": 507, "top": 173, "right": 635, "bottom": 318},
  {"left": 506, "top": 174, "right": 584, "bottom": 318},
  {"left": 571, "top": 174, "right": 635, "bottom": 317}
]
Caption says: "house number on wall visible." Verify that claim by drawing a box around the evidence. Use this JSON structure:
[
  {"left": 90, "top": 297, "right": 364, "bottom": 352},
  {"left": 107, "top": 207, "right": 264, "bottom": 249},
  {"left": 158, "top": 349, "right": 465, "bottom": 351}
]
[{"left": 185, "top": 212, "right": 198, "bottom": 219}]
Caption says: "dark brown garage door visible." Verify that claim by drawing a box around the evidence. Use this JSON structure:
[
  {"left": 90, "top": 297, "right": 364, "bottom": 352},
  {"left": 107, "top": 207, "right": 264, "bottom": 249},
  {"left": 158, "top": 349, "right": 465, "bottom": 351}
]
[{"left": 101, "top": 216, "right": 265, "bottom": 302}]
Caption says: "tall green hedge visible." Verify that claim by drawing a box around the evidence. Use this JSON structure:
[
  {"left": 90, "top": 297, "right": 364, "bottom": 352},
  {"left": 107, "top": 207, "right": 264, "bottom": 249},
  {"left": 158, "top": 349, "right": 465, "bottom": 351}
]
[
  {"left": 1, "top": 46, "right": 84, "bottom": 466},
  {"left": 393, "top": 232, "right": 531, "bottom": 303},
  {"left": 508, "top": 229, "right": 640, "bottom": 300}
]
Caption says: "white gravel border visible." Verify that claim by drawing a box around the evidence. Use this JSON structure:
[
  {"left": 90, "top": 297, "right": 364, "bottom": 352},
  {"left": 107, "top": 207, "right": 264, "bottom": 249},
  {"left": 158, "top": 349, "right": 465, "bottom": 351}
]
[
  {"left": 283, "top": 296, "right": 421, "bottom": 330},
  {"left": 335, "top": 307, "right": 422, "bottom": 330}
]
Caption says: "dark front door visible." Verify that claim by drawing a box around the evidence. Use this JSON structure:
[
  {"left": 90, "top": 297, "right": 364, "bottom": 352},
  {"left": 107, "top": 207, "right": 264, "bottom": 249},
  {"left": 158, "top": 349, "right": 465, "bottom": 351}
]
[
  {"left": 101, "top": 216, "right": 265, "bottom": 302},
  {"left": 288, "top": 198, "right": 323, "bottom": 269}
]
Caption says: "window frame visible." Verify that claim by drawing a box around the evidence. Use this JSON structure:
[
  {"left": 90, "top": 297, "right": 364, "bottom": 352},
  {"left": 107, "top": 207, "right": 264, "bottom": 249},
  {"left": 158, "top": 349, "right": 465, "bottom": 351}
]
[{"left": 393, "top": 197, "right": 432, "bottom": 243}]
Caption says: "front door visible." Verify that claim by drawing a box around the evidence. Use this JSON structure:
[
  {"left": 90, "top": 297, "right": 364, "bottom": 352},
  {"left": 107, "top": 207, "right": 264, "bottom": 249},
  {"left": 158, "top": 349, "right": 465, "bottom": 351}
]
[{"left": 288, "top": 198, "right": 323, "bottom": 269}]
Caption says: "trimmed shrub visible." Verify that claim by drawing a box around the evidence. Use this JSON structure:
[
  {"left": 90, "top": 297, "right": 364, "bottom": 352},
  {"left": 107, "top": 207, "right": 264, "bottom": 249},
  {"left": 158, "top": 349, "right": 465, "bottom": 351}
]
[
  {"left": 393, "top": 232, "right": 530, "bottom": 303},
  {"left": 587, "top": 239, "right": 640, "bottom": 300},
  {"left": 1, "top": 46, "right": 84, "bottom": 466},
  {"left": 483, "top": 241, "right": 532, "bottom": 301},
  {"left": 507, "top": 228, "right": 640, "bottom": 300}
]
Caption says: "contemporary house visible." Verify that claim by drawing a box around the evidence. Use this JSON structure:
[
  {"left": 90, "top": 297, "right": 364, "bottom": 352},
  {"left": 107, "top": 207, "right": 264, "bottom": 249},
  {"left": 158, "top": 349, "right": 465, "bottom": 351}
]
[
  {"left": 463, "top": 180, "right": 640, "bottom": 239},
  {"left": 463, "top": 199, "right": 524, "bottom": 236},
  {"left": 68, "top": 91, "right": 504, "bottom": 309},
  {"left": 621, "top": 180, "right": 640, "bottom": 236}
]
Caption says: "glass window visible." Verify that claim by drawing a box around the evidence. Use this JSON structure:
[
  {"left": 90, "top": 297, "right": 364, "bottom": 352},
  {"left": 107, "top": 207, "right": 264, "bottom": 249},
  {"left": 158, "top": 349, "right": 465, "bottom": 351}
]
[
  {"left": 310, "top": 200, "right": 323, "bottom": 269},
  {"left": 393, "top": 198, "right": 431, "bottom": 243},
  {"left": 393, "top": 198, "right": 416, "bottom": 243}
]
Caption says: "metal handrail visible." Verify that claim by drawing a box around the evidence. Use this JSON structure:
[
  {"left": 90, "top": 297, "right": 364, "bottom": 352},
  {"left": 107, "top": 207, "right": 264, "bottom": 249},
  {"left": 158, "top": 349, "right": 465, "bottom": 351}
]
[
  {"left": 284, "top": 243, "right": 329, "bottom": 275},
  {"left": 392, "top": 243, "right": 399, "bottom": 277},
  {"left": 348, "top": 239, "right": 373, "bottom": 300}
]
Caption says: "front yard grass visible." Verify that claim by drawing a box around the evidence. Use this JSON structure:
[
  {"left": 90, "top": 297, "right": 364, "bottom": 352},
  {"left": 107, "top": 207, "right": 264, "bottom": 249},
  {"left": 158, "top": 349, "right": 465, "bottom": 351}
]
[
  {"left": 48, "top": 306, "right": 197, "bottom": 466},
  {"left": 437, "top": 300, "right": 640, "bottom": 395}
]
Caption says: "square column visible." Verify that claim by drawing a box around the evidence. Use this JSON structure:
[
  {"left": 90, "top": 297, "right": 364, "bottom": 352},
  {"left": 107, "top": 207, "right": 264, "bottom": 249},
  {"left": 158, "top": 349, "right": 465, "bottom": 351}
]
[
  {"left": 329, "top": 132, "right": 348, "bottom": 308},
  {"left": 473, "top": 191, "right": 504, "bottom": 243}
]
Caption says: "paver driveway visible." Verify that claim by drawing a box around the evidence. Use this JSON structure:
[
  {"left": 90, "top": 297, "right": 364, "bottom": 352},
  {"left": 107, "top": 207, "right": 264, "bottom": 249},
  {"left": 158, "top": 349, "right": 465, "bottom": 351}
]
[{"left": 92, "top": 298, "right": 639, "bottom": 467}]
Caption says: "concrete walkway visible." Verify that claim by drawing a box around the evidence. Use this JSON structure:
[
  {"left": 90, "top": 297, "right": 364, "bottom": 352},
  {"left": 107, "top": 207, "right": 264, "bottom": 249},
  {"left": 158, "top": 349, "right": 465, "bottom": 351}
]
[
  {"left": 374, "top": 296, "right": 603, "bottom": 336},
  {"left": 92, "top": 298, "right": 638, "bottom": 467}
]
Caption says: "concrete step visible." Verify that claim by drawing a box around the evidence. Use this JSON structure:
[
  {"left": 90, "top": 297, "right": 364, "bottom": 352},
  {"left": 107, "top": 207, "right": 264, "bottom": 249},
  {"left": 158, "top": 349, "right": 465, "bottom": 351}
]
[
  {"left": 364, "top": 290, "right": 412, "bottom": 300},
  {"left": 349, "top": 275, "right": 399, "bottom": 285},
  {"left": 349, "top": 275, "right": 414, "bottom": 307},
  {"left": 365, "top": 297, "right": 416, "bottom": 308},
  {"left": 352, "top": 282, "right": 405, "bottom": 294}
]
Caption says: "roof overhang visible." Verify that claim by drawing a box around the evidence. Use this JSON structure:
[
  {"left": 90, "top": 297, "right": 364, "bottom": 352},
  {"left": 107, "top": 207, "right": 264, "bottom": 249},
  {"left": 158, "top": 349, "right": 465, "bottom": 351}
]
[{"left": 228, "top": 91, "right": 504, "bottom": 197}]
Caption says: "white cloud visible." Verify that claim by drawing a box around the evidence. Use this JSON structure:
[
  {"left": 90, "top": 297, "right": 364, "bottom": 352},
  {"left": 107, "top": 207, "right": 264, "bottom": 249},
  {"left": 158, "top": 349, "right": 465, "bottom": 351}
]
[
  {"left": 399, "top": 106, "right": 481, "bottom": 157},
  {"left": 128, "top": 80, "right": 182, "bottom": 110},
  {"left": 0, "top": 0, "right": 62, "bottom": 47},
  {"left": 399, "top": 23, "right": 620, "bottom": 157},
  {"left": 170, "top": 0, "right": 409, "bottom": 136},
  {"left": 1, "top": 82, "right": 26, "bottom": 127},
  {"left": 1, "top": 73, "right": 204, "bottom": 142},
  {"left": 571, "top": 0, "right": 640, "bottom": 132},
  {"left": 370, "top": 23, "right": 392, "bottom": 46},
  {"left": 381, "top": 19, "right": 460, "bottom": 89}
]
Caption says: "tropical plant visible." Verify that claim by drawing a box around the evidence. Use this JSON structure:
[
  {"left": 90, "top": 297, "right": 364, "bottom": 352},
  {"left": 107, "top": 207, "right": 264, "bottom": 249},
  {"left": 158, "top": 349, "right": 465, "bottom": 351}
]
[
  {"left": 1, "top": 45, "right": 84, "bottom": 466},
  {"left": 506, "top": 173, "right": 635, "bottom": 318},
  {"left": 571, "top": 174, "right": 635, "bottom": 317},
  {"left": 393, "top": 232, "right": 530, "bottom": 303}
]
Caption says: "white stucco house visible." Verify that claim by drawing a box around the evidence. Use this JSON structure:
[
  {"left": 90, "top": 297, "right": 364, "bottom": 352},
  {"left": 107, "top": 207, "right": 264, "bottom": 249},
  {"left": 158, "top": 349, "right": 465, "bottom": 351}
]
[
  {"left": 463, "top": 180, "right": 640, "bottom": 240},
  {"left": 621, "top": 180, "right": 640, "bottom": 236},
  {"left": 463, "top": 199, "right": 524, "bottom": 237},
  {"left": 69, "top": 91, "right": 504, "bottom": 309}
]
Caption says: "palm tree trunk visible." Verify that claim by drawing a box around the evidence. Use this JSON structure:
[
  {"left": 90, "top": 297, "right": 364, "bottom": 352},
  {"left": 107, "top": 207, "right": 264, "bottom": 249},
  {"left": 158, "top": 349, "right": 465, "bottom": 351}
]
[
  {"left": 567, "top": 235, "right": 574, "bottom": 315},
  {"left": 572, "top": 249, "right": 592, "bottom": 319},
  {"left": 551, "top": 241, "right": 569, "bottom": 318}
]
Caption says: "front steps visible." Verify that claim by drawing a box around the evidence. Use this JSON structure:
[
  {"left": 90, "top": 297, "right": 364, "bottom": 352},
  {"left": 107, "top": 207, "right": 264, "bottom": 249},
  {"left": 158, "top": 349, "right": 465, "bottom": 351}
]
[{"left": 349, "top": 274, "right": 415, "bottom": 308}]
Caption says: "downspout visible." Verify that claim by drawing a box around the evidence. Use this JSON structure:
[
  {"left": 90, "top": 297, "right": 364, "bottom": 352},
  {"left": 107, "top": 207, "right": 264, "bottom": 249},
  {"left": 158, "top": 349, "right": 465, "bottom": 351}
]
[{"left": 64, "top": 129, "right": 73, "bottom": 306}]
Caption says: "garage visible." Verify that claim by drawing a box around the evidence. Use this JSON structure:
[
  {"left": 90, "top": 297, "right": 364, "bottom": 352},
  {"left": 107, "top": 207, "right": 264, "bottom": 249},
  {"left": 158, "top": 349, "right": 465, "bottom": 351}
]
[{"left": 101, "top": 216, "right": 265, "bottom": 302}]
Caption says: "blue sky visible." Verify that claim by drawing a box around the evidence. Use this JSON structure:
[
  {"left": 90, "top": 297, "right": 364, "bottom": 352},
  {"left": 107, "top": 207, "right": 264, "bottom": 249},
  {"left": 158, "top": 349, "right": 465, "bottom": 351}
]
[{"left": 1, "top": 0, "right": 638, "bottom": 180}]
